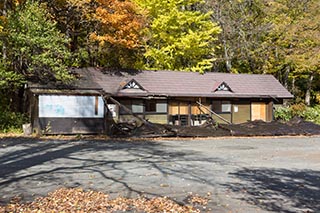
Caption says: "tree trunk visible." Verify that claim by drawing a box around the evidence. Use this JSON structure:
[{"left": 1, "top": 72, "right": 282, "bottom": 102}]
[
  {"left": 305, "top": 72, "right": 314, "bottom": 106},
  {"left": 291, "top": 77, "right": 295, "bottom": 95},
  {"left": 2, "top": 0, "right": 7, "bottom": 60},
  {"left": 223, "top": 39, "right": 232, "bottom": 72},
  {"left": 284, "top": 65, "right": 290, "bottom": 89}
]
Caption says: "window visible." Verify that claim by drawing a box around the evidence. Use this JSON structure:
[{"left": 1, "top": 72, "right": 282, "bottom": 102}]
[
  {"left": 221, "top": 101, "right": 231, "bottom": 112},
  {"left": 146, "top": 100, "right": 167, "bottom": 113},
  {"left": 132, "top": 100, "right": 143, "bottom": 113},
  {"left": 119, "top": 99, "right": 167, "bottom": 114},
  {"left": 212, "top": 101, "right": 231, "bottom": 113},
  {"left": 156, "top": 102, "right": 167, "bottom": 113}
]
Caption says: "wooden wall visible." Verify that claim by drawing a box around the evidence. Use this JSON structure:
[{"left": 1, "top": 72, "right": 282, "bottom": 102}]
[
  {"left": 145, "top": 114, "right": 168, "bottom": 124},
  {"left": 232, "top": 102, "right": 251, "bottom": 124},
  {"left": 117, "top": 98, "right": 275, "bottom": 126}
]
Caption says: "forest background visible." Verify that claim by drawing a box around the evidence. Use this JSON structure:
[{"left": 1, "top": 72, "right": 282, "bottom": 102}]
[{"left": 0, "top": 0, "right": 319, "bottom": 131}]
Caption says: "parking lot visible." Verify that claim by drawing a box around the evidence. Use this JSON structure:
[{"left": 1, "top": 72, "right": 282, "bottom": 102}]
[{"left": 0, "top": 136, "right": 319, "bottom": 212}]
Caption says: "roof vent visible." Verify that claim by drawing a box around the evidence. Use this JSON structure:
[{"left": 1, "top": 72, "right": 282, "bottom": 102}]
[
  {"left": 122, "top": 79, "right": 144, "bottom": 90},
  {"left": 214, "top": 82, "right": 232, "bottom": 92}
]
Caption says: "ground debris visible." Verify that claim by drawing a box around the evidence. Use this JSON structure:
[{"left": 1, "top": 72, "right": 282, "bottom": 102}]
[
  {"left": 186, "top": 193, "right": 210, "bottom": 206},
  {"left": 0, "top": 188, "right": 205, "bottom": 213},
  {"left": 110, "top": 117, "right": 320, "bottom": 138},
  {"left": 225, "top": 117, "right": 320, "bottom": 137}
]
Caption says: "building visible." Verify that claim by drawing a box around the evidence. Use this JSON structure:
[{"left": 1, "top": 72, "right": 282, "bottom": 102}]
[{"left": 27, "top": 68, "right": 293, "bottom": 134}]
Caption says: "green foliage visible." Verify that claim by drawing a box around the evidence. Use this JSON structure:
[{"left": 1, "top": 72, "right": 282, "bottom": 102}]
[
  {"left": 263, "top": 0, "right": 320, "bottom": 104},
  {"left": 0, "top": 61, "right": 25, "bottom": 89},
  {"left": 135, "top": 0, "right": 221, "bottom": 73},
  {"left": 274, "top": 104, "right": 320, "bottom": 125},
  {"left": 302, "top": 106, "right": 320, "bottom": 125},
  {"left": 0, "top": 110, "right": 28, "bottom": 133},
  {"left": 7, "top": 0, "right": 73, "bottom": 83},
  {"left": 0, "top": 0, "right": 319, "bottom": 115},
  {"left": 289, "top": 103, "right": 307, "bottom": 117},
  {"left": 208, "top": 0, "right": 269, "bottom": 74},
  {"left": 274, "top": 106, "right": 292, "bottom": 121}
]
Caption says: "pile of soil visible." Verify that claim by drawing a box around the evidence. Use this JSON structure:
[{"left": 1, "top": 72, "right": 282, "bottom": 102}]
[
  {"left": 112, "top": 117, "right": 320, "bottom": 138},
  {"left": 225, "top": 117, "right": 320, "bottom": 137}
]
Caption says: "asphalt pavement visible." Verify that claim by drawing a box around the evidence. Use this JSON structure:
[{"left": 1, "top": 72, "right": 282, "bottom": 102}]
[{"left": 0, "top": 136, "right": 319, "bottom": 212}]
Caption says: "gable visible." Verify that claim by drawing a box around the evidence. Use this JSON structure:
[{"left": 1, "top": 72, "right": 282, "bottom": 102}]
[
  {"left": 213, "top": 82, "right": 232, "bottom": 92},
  {"left": 122, "top": 79, "right": 144, "bottom": 90}
]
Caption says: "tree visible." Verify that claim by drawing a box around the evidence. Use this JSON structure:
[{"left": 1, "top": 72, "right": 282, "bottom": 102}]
[
  {"left": 207, "top": 0, "right": 270, "bottom": 73},
  {"left": 7, "top": 1, "right": 73, "bottom": 83},
  {"left": 40, "top": 0, "right": 96, "bottom": 67},
  {"left": 135, "top": 0, "right": 221, "bottom": 73},
  {"left": 89, "top": 0, "right": 145, "bottom": 68},
  {"left": 0, "top": 0, "right": 26, "bottom": 59},
  {"left": 263, "top": 0, "right": 320, "bottom": 105}
]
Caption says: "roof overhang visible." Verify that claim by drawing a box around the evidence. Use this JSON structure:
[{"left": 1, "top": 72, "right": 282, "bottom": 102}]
[
  {"left": 111, "top": 92, "right": 293, "bottom": 99},
  {"left": 29, "top": 88, "right": 103, "bottom": 95}
]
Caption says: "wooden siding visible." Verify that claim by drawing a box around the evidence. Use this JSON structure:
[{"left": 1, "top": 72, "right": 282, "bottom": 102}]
[
  {"left": 145, "top": 114, "right": 167, "bottom": 124},
  {"left": 266, "top": 101, "right": 273, "bottom": 122},
  {"left": 212, "top": 114, "right": 231, "bottom": 124},
  {"left": 232, "top": 102, "right": 251, "bottom": 124},
  {"left": 38, "top": 118, "right": 105, "bottom": 134},
  {"left": 118, "top": 115, "right": 144, "bottom": 126},
  {"left": 180, "top": 102, "right": 189, "bottom": 115},
  {"left": 169, "top": 101, "right": 179, "bottom": 114}
]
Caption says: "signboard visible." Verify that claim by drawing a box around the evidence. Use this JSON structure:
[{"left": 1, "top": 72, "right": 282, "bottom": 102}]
[
  {"left": 107, "top": 104, "right": 117, "bottom": 118},
  {"left": 39, "top": 95, "right": 104, "bottom": 118}
]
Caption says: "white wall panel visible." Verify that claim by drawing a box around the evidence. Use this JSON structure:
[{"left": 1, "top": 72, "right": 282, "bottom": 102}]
[{"left": 39, "top": 95, "right": 104, "bottom": 118}]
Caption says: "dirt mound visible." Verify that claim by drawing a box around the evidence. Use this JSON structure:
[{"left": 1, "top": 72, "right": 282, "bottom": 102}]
[
  {"left": 226, "top": 117, "right": 320, "bottom": 137},
  {"left": 111, "top": 117, "right": 320, "bottom": 138}
]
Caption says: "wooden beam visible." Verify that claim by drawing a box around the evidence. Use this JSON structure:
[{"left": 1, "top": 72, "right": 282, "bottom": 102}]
[
  {"left": 101, "top": 94, "right": 154, "bottom": 127},
  {"left": 196, "top": 101, "right": 231, "bottom": 124}
]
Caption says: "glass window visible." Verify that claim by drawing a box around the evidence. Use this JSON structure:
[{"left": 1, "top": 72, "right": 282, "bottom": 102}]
[
  {"left": 212, "top": 101, "right": 231, "bottom": 113},
  {"left": 146, "top": 100, "right": 167, "bottom": 113},
  {"left": 132, "top": 100, "right": 143, "bottom": 113},
  {"left": 221, "top": 101, "right": 231, "bottom": 112},
  {"left": 156, "top": 102, "right": 167, "bottom": 113}
]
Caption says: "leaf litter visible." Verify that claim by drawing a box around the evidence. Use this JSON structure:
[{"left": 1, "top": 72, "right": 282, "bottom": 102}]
[{"left": 0, "top": 188, "right": 210, "bottom": 213}]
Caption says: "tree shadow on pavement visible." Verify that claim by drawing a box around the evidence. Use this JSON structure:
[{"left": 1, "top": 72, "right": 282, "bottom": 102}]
[
  {"left": 0, "top": 137, "right": 227, "bottom": 205},
  {"left": 225, "top": 168, "right": 320, "bottom": 213}
]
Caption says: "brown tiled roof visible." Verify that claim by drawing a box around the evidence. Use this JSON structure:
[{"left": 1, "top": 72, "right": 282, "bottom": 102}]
[{"left": 72, "top": 68, "right": 293, "bottom": 99}]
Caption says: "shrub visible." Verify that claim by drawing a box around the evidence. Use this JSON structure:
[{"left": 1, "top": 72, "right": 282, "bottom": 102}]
[
  {"left": 290, "top": 103, "right": 307, "bottom": 117},
  {"left": 0, "top": 110, "right": 28, "bottom": 133},
  {"left": 303, "top": 106, "right": 320, "bottom": 124},
  {"left": 274, "top": 106, "right": 292, "bottom": 121},
  {"left": 274, "top": 104, "right": 320, "bottom": 125}
]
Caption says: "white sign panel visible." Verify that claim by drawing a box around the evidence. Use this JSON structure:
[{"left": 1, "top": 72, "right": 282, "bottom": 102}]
[
  {"left": 39, "top": 95, "right": 104, "bottom": 118},
  {"left": 107, "top": 104, "right": 117, "bottom": 118}
]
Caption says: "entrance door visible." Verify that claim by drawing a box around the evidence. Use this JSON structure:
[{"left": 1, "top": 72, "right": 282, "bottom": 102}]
[{"left": 251, "top": 102, "right": 266, "bottom": 121}]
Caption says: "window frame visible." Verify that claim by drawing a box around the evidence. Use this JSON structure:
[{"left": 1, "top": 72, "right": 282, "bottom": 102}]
[
  {"left": 212, "top": 100, "right": 232, "bottom": 114},
  {"left": 145, "top": 100, "right": 168, "bottom": 114},
  {"left": 119, "top": 99, "right": 168, "bottom": 115}
]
